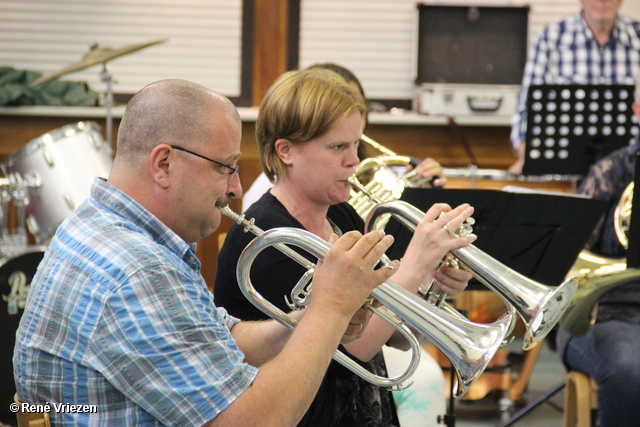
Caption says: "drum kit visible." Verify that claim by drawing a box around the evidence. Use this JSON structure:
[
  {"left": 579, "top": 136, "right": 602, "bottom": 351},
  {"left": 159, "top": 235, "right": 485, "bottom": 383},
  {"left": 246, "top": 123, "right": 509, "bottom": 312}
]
[
  {"left": 2, "top": 38, "right": 166, "bottom": 305},
  {"left": 1, "top": 40, "right": 166, "bottom": 410}
]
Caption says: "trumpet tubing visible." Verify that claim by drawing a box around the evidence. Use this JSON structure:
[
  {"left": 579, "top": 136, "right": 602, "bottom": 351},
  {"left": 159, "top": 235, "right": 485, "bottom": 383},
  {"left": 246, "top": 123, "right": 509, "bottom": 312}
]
[{"left": 221, "top": 206, "right": 513, "bottom": 397}]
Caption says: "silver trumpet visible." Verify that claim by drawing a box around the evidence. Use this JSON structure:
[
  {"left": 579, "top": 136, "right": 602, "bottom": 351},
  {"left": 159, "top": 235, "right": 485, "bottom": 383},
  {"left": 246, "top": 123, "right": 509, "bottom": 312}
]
[
  {"left": 348, "top": 176, "right": 578, "bottom": 351},
  {"left": 221, "top": 205, "right": 513, "bottom": 397}
]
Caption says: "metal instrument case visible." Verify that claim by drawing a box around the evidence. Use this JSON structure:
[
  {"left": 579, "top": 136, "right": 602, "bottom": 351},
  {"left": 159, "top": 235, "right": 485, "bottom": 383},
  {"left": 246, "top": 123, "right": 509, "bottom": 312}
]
[{"left": 414, "top": 4, "right": 529, "bottom": 116}]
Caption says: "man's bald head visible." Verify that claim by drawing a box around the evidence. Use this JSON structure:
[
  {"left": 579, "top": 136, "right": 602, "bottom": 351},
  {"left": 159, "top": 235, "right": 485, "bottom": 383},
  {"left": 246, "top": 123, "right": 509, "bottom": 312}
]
[{"left": 114, "top": 79, "right": 239, "bottom": 168}]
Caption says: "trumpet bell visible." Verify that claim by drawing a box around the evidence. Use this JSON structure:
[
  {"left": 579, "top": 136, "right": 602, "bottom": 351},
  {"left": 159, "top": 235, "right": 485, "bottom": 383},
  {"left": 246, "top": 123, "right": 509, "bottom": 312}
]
[
  {"left": 349, "top": 155, "right": 415, "bottom": 220},
  {"left": 451, "top": 243, "right": 578, "bottom": 350}
]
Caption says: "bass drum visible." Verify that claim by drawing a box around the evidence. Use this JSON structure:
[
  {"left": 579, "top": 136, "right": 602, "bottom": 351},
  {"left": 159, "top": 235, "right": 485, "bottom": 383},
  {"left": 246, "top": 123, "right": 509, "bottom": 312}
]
[
  {"left": 1, "top": 121, "right": 113, "bottom": 244},
  {"left": 0, "top": 249, "right": 46, "bottom": 419}
]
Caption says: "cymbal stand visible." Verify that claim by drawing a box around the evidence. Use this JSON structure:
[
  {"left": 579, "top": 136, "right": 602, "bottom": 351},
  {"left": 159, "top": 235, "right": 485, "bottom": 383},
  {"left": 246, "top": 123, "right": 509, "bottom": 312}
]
[
  {"left": 100, "top": 63, "right": 114, "bottom": 146},
  {"left": 0, "top": 180, "right": 12, "bottom": 244}
]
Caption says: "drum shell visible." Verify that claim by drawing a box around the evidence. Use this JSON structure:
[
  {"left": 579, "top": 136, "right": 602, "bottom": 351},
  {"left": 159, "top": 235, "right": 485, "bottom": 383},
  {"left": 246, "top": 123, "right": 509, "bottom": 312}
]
[
  {"left": 1, "top": 122, "right": 113, "bottom": 244},
  {"left": 0, "top": 249, "right": 46, "bottom": 416}
]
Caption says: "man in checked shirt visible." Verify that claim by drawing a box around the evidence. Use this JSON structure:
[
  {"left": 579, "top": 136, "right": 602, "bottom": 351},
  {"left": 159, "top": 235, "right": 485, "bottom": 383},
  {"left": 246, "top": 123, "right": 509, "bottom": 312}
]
[
  {"left": 509, "top": 0, "right": 640, "bottom": 174},
  {"left": 13, "top": 79, "right": 399, "bottom": 426}
]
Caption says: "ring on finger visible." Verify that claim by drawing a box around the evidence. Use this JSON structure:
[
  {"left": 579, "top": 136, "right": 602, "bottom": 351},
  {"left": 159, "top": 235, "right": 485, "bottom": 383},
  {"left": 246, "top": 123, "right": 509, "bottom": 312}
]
[{"left": 443, "top": 225, "right": 453, "bottom": 235}]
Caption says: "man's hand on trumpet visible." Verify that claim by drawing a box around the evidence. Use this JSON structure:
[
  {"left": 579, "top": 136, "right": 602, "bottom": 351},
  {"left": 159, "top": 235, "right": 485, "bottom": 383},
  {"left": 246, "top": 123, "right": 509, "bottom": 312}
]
[{"left": 310, "top": 229, "right": 399, "bottom": 329}]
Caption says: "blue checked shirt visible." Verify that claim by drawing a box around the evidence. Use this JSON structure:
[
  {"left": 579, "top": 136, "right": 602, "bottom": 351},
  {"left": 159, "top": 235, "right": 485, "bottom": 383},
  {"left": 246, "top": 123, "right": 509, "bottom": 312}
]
[
  {"left": 13, "top": 178, "right": 259, "bottom": 426},
  {"left": 511, "top": 12, "right": 640, "bottom": 150}
]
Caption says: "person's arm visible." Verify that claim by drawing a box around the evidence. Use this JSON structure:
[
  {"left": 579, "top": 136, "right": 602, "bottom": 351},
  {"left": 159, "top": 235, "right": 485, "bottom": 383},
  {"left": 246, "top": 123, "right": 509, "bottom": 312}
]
[
  {"left": 230, "top": 306, "right": 373, "bottom": 367},
  {"left": 408, "top": 157, "right": 447, "bottom": 187},
  {"left": 343, "top": 203, "right": 476, "bottom": 360},
  {"left": 206, "top": 230, "right": 397, "bottom": 427}
]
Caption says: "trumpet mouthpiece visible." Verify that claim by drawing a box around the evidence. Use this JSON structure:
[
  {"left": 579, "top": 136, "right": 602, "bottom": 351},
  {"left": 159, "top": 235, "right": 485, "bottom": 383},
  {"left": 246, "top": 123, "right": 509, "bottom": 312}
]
[{"left": 219, "top": 205, "right": 261, "bottom": 235}]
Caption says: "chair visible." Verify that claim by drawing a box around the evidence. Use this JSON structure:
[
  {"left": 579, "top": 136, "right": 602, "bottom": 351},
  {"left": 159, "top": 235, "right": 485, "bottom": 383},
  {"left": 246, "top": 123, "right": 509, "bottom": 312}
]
[
  {"left": 563, "top": 371, "right": 598, "bottom": 427},
  {"left": 13, "top": 394, "right": 51, "bottom": 427}
]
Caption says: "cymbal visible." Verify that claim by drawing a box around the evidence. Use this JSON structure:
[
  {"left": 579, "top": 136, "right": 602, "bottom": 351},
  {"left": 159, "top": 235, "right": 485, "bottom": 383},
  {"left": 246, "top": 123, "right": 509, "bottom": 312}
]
[{"left": 30, "top": 38, "right": 168, "bottom": 87}]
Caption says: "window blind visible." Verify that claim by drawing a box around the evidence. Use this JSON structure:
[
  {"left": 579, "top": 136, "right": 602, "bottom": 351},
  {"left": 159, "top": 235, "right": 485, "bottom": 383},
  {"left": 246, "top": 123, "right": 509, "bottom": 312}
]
[{"left": 0, "top": 0, "right": 242, "bottom": 96}]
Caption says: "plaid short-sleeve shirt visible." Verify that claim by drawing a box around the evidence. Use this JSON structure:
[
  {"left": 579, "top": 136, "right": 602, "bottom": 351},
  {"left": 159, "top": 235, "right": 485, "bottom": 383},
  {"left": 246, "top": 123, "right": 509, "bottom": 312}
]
[
  {"left": 13, "top": 178, "right": 258, "bottom": 426},
  {"left": 511, "top": 12, "right": 640, "bottom": 150}
]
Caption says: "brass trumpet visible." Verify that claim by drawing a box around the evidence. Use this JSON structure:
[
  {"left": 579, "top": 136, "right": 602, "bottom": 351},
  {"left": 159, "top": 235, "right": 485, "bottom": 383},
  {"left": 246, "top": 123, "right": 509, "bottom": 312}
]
[
  {"left": 221, "top": 206, "right": 513, "bottom": 397},
  {"left": 349, "top": 176, "right": 578, "bottom": 351},
  {"left": 351, "top": 135, "right": 517, "bottom": 220}
]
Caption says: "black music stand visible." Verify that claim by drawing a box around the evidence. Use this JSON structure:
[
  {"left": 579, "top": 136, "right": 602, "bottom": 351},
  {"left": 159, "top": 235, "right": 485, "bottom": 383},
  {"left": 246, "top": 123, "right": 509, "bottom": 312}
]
[
  {"left": 627, "top": 152, "right": 640, "bottom": 268},
  {"left": 387, "top": 187, "right": 607, "bottom": 288},
  {"left": 523, "top": 84, "right": 639, "bottom": 177}
]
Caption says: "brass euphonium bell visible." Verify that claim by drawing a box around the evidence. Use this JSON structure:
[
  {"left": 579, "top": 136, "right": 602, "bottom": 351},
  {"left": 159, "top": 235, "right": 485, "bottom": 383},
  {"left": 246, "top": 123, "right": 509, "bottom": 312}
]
[
  {"left": 560, "top": 268, "right": 640, "bottom": 336},
  {"left": 560, "top": 181, "right": 639, "bottom": 336},
  {"left": 615, "top": 182, "right": 634, "bottom": 248},
  {"left": 221, "top": 206, "right": 514, "bottom": 397},
  {"left": 349, "top": 176, "right": 578, "bottom": 351}
]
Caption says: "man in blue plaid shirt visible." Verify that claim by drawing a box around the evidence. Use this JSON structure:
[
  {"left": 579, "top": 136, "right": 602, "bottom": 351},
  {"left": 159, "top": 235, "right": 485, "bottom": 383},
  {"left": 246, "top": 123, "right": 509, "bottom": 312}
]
[
  {"left": 13, "top": 79, "right": 398, "bottom": 426},
  {"left": 509, "top": 0, "right": 640, "bottom": 174}
]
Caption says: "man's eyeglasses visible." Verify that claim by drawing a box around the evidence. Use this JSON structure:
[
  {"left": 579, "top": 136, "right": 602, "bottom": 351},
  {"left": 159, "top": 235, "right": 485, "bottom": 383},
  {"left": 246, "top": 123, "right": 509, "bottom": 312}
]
[{"left": 171, "top": 145, "right": 239, "bottom": 179}]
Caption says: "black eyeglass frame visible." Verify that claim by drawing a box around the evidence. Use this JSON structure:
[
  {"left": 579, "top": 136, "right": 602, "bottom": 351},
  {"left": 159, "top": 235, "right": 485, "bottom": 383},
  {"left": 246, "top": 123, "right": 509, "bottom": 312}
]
[{"left": 170, "top": 145, "right": 239, "bottom": 178}]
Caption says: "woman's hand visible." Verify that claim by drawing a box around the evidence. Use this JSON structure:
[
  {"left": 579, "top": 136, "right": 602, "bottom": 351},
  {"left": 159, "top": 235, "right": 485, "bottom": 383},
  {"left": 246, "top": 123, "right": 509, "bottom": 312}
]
[{"left": 392, "top": 203, "right": 476, "bottom": 293}]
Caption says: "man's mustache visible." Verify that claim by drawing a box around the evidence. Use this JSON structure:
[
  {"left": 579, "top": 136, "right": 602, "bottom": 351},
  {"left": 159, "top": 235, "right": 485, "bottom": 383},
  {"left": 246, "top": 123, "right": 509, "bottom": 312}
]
[{"left": 216, "top": 198, "right": 231, "bottom": 209}]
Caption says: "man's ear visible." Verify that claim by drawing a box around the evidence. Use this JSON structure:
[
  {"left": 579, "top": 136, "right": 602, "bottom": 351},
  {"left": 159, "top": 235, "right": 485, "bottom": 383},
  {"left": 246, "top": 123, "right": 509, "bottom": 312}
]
[
  {"left": 274, "top": 138, "right": 294, "bottom": 165},
  {"left": 149, "top": 144, "right": 172, "bottom": 189}
]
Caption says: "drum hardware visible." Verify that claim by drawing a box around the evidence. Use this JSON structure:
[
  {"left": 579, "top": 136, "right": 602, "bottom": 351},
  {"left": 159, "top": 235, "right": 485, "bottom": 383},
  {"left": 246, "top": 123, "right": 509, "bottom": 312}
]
[
  {"left": 63, "top": 193, "right": 76, "bottom": 211},
  {"left": 29, "top": 39, "right": 168, "bottom": 87},
  {"left": 1, "top": 122, "right": 114, "bottom": 245},
  {"left": 30, "top": 39, "right": 167, "bottom": 145},
  {"left": 6, "top": 172, "right": 38, "bottom": 247},
  {"left": 221, "top": 205, "right": 513, "bottom": 396},
  {"left": 0, "top": 182, "right": 11, "bottom": 238}
]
